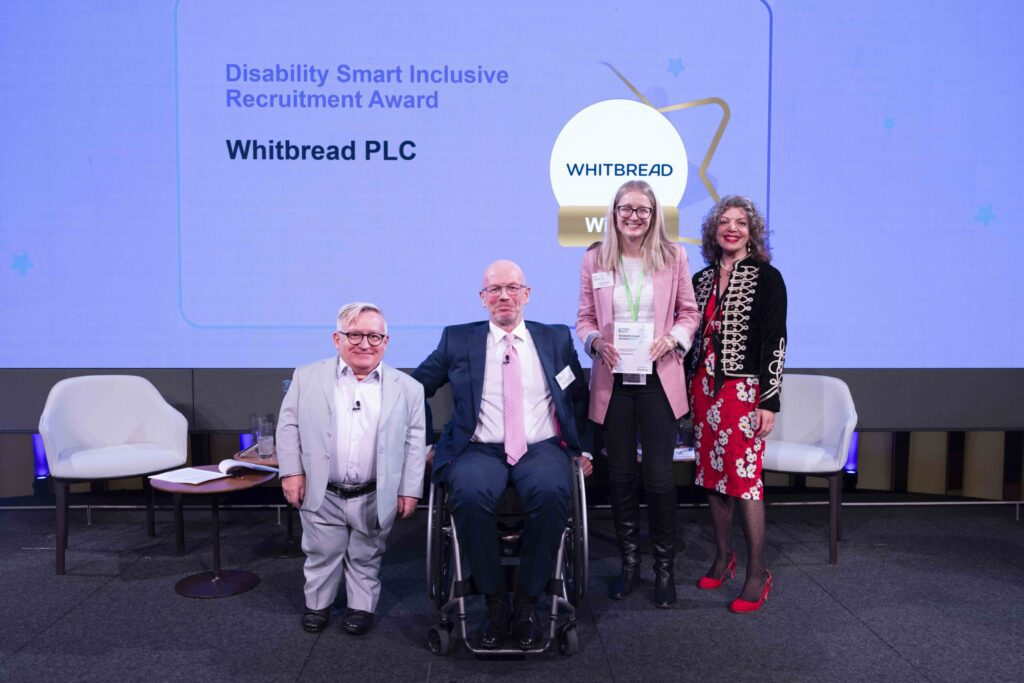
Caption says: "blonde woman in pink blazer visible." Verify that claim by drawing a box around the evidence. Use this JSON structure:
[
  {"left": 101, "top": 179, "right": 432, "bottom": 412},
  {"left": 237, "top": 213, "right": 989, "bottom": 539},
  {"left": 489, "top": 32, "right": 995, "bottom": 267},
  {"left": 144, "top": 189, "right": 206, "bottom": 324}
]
[{"left": 576, "top": 180, "right": 700, "bottom": 607}]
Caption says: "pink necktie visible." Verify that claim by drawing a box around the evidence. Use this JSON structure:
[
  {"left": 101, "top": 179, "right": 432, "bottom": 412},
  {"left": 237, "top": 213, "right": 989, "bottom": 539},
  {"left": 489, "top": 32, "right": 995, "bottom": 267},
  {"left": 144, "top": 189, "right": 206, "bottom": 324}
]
[{"left": 502, "top": 333, "right": 528, "bottom": 465}]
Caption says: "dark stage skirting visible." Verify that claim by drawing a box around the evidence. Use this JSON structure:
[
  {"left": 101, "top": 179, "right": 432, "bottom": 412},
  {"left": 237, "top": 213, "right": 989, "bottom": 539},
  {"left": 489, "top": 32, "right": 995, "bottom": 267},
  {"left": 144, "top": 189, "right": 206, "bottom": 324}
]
[{"left": 0, "top": 502, "right": 1021, "bottom": 681}]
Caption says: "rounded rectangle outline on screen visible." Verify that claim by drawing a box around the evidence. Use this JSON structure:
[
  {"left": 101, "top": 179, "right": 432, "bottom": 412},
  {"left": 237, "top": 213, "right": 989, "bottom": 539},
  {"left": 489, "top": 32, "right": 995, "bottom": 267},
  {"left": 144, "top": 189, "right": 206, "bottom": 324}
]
[{"left": 172, "top": 0, "right": 775, "bottom": 330}]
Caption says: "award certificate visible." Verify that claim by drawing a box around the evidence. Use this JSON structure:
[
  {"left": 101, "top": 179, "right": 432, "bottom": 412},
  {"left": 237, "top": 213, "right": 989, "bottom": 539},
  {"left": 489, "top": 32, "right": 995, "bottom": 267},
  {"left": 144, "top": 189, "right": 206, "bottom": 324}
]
[{"left": 613, "top": 322, "right": 654, "bottom": 375}]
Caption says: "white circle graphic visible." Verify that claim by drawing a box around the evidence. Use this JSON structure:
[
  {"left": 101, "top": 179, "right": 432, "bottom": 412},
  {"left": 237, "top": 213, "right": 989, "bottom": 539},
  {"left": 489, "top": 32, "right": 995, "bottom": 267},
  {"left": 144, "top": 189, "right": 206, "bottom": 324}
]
[{"left": 550, "top": 99, "right": 688, "bottom": 206}]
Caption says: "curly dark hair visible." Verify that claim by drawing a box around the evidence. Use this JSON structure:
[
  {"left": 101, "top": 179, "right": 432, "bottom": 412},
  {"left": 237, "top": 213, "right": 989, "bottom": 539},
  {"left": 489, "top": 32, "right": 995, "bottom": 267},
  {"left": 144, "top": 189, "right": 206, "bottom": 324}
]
[{"left": 699, "top": 195, "right": 771, "bottom": 264}]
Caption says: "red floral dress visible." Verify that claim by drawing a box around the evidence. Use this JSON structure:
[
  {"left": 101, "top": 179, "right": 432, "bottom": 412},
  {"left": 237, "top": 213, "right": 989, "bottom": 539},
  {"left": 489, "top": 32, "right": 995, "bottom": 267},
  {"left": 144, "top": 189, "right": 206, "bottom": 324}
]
[{"left": 690, "top": 287, "right": 765, "bottom": 500}]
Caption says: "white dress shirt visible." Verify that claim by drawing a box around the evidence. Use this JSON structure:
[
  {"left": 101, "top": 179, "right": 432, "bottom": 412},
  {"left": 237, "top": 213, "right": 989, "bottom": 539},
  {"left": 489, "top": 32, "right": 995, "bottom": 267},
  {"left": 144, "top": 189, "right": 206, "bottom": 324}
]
[
  {"left": 329, "top": 359, "right": 382, "bottom": 485},
  {"left": 473, "top": 321, "right": 558, "bottom": 446}
]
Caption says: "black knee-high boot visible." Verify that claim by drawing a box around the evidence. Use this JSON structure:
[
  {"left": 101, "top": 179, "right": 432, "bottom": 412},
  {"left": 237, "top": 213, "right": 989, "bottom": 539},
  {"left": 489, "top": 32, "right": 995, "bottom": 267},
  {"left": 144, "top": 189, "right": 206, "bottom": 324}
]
[
  {"left": 607, "top": 479, "right": 642, "bottom": 599},
  {"left": 647, "top": 488, "right": 678, "bottom": 607}
]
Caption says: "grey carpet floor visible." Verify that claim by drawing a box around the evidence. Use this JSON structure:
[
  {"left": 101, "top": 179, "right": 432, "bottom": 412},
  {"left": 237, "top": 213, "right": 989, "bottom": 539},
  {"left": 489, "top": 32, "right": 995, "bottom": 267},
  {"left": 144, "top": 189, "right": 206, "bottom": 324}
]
[{"left": 0, "top": 502, "right": 1021, "bottom": 682}]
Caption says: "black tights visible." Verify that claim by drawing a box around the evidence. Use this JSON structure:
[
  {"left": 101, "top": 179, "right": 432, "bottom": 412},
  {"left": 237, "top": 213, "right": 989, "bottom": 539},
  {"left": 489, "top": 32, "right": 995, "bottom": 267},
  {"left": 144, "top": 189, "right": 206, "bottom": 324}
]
[{"left": 706, "top": 491, "right": 769, "bottom": 601}]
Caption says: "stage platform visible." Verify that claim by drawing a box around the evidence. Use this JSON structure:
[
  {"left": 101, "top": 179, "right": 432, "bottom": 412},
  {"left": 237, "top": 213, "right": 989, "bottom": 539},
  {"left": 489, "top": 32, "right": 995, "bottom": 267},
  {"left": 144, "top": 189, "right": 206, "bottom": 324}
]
[{"left": 0, "top": 502, "right": 1020, "bottom": 681}]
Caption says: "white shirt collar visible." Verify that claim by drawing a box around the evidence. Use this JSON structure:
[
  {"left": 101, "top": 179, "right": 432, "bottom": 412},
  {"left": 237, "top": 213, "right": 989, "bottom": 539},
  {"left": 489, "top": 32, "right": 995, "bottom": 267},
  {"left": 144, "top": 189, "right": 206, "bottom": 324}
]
[
  {"left": 488, "top": 320, "right": 527, "bottom": 344},
  {"left": 336, "top": 357, "right": 382, "bottom": 382}
]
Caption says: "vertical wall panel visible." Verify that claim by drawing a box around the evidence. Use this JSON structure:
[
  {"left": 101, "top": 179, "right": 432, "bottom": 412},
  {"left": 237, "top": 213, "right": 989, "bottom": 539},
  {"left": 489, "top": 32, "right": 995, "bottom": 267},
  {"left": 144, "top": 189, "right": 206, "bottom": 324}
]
[
  {"left": 908, "top": 432, "right": 948, "bottom": 495},
  {"left": 857, "top": 432, "right": 893, "bottom": 491},
  {"left": 963, "top": 432, "right": 1004, "bottom": 501},
  {"left": 0, "top": 435, "right": 37, "bottom": 498}
]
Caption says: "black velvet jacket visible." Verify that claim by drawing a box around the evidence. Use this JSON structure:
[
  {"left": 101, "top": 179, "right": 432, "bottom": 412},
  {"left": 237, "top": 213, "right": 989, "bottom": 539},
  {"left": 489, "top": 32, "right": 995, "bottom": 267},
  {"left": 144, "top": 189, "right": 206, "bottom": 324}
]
[{"left": 687, "top": 256, "right": 787, "bottom": 412}]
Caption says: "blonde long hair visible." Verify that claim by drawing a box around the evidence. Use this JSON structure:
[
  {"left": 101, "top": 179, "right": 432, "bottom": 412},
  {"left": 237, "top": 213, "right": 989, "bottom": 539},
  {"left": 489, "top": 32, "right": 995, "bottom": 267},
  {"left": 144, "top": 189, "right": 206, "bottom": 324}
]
[{"left": 596, "top": 180, "right": 677, "bottom": 273}]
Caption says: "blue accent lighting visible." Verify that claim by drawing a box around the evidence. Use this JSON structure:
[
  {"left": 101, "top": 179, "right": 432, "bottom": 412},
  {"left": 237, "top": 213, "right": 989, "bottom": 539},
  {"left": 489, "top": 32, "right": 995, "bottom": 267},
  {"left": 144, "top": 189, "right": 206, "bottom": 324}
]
[
  {"left": 844, "top": 432, "right": 859, "bottom": 474},
  {"left": 33, "top": 433, "right": 50, "bottom": 479},
  {"left": 239, "top": 433, "right": 254, "bottom": 450}
]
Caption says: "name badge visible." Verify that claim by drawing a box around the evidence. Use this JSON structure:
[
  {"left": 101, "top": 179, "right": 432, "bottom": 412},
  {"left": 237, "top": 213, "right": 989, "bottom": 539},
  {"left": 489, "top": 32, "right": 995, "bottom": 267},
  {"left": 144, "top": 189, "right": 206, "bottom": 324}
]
[
  {"left": 591, "top": 271, "right": 614, "bottom": 289},
  {"left": 555, "top": 365, "right": 575, "bottom": 390}
]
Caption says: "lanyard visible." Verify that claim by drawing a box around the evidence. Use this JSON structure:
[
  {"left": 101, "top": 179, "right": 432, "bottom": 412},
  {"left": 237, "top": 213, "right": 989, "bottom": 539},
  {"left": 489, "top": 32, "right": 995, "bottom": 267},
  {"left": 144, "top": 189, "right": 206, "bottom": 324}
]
[{"left": 619, "top": 257, "right": 646, "bottom": 322}]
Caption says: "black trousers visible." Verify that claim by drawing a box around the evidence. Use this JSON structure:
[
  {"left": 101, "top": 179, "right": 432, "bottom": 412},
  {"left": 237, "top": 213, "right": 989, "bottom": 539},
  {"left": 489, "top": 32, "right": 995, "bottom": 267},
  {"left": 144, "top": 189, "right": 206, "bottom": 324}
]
[{"left": 603, "top": 373, "right": 678, "bottom": 494}]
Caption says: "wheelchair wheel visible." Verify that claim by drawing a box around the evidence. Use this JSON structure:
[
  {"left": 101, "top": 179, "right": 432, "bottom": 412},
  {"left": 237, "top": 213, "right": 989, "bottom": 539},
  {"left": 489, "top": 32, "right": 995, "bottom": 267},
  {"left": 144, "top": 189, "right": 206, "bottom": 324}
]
[
  {"left": 426, "top": 483, "right": 452, "bottom": 610},
  {"left": 427, "top": 623, "right": 455, "bottom": 656},
  {"left": 557, "top": 622, "right": 579, "bottom": 656},
  {"left": 564, "top": 459, "right": 588, "bottom": 605}
]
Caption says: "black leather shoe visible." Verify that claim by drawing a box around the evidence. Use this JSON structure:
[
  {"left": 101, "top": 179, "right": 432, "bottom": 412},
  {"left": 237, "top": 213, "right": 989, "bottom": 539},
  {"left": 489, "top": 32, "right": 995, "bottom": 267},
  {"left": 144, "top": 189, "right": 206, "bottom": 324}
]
[
  {"left": 476, "top": 597, "right": 509, "bottom": 649},
  {"left": 342, "top": 609, "right": 374, "bottom": 635},
  {"left": 510, "top": 599, "right": 542, "bottom": 650},
  {"left": 608, "top": 559, "right": 641, "bottom": 599},
  {"left": 301, "top": 607, "right": 330, "bottom": 633}
]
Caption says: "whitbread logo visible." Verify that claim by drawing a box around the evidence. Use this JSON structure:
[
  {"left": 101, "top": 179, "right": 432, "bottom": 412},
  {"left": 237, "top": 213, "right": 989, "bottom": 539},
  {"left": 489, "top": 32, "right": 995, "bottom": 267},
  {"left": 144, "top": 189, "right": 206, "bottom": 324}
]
[{"left": 550, "top": 99, "right": 688, "bottom": 246}]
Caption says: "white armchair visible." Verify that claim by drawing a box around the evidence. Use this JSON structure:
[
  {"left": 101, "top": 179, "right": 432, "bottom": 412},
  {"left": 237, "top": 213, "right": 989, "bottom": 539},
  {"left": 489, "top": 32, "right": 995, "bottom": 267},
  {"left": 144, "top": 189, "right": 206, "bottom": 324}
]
[
  {"left": 38, "top": 375, "right": 188, "bottom": 574},
  {"left": 763, "top": 374, "right": 858, "bottom": 564}
]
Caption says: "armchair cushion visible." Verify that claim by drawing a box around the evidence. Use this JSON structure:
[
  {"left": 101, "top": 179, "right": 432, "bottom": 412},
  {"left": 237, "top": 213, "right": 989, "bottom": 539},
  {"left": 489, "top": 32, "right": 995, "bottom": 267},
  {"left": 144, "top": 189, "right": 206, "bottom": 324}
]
[
  {"left": 50, "top": 443, "right": 185, "bottom": 480},
  {"left": 762, "top": 441, "right": 833, "bottom": 474}
]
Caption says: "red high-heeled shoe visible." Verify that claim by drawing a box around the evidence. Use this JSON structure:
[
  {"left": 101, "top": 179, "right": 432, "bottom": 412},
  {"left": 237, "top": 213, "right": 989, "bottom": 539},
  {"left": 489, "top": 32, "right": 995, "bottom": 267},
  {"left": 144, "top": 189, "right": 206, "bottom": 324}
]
[
  {"left": 697, "top": 552, "right": 736, "bottom": 590},
  {"left": 729, "top": 571, "right": 773, "bottom": 613}
]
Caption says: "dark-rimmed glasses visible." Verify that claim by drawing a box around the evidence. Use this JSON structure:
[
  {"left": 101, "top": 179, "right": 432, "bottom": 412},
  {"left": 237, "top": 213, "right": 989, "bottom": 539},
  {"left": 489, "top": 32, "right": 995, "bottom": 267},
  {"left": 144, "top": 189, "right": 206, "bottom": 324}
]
[
  {"left": 616, "top": 205, "right": 653, "bottom": 219},
  {"left": 337, "top": 331, "right": 387, "bottom": 346}
]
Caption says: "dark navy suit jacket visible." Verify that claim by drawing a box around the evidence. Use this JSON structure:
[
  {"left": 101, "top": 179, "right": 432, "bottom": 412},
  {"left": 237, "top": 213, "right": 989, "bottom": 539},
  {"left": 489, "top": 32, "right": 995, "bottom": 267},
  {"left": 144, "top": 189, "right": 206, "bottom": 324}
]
[{"left": 412, "top": 320, "right": 591, "bottom": 480}]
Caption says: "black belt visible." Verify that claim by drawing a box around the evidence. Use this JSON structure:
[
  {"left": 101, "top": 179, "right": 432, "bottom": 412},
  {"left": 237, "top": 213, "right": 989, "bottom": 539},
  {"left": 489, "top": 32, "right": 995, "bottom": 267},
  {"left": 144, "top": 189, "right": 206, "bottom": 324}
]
[{"left": 326, "top": 480, "right": 376, "bottom": 499}]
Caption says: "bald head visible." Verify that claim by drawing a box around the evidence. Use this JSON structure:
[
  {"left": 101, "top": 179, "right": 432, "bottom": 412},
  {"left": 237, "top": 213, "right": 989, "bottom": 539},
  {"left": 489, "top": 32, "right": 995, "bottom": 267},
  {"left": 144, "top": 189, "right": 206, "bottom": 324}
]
[
  {"left": 481, "top": 259, "right": 525, "bottom": 289},
  {"left": 479, "top": 259, "right": 531, "bottom": 332}
]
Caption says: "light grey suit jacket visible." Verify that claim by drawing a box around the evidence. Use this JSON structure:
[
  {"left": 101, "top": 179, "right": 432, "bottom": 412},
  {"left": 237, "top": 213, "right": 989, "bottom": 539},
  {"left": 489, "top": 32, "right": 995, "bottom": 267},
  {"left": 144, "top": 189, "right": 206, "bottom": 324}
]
[{"left": 276, "top": 357, "right": 426, "bottom": 527}]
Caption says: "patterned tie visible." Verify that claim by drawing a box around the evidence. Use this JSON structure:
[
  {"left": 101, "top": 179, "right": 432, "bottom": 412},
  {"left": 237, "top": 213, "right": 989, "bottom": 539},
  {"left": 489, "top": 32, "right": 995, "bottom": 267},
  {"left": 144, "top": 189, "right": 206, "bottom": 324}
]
[{"left": 502, "top": 333, "right": 528, "bottom": 465}]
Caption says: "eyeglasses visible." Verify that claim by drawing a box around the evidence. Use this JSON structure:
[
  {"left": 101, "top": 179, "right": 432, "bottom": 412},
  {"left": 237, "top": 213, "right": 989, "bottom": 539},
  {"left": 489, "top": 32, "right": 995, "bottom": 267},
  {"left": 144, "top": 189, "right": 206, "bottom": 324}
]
[
  {"left": 481, "top": 284, "right": 528, "bottom": 298},
  {"left": 616, "top": 205, "right": 653, "bottom": 219},
  {"left": 337, "top": 331, "right": 387, "bottom": 346}
]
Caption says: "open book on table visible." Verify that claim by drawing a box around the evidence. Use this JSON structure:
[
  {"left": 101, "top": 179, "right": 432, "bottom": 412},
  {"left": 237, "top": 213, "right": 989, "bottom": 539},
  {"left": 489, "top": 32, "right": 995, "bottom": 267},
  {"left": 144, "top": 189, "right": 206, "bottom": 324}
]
[{"left": 149, "top": 459, "right": 278, "bottom": 485}]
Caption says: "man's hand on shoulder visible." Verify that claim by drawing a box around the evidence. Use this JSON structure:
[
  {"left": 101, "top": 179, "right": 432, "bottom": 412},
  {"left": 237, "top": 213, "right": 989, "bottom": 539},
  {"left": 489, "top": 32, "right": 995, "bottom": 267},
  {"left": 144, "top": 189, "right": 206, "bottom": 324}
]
[
  {"left": 282, "top": 474, "right": 305, "bottom": 509},
  {"left": 397, "top": 496, "right": 418, "bottom": 519}
]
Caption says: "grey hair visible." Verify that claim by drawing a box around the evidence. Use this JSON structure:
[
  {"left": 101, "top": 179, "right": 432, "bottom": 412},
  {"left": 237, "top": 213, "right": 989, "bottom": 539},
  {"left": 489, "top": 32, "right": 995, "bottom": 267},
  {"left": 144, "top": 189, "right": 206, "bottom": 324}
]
[
  {"left": 335, "top": 302, "right": 388, "bottom": 334},
  {"left": 699, "top": 195, "right": 771, "bottom": 265}
]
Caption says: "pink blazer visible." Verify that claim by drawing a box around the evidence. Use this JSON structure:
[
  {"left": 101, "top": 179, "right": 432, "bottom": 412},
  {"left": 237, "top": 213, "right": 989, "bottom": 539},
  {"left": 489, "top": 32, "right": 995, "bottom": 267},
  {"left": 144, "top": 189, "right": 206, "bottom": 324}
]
[{"left": 576, "top": 244, "right": 700, "bottom": 424}]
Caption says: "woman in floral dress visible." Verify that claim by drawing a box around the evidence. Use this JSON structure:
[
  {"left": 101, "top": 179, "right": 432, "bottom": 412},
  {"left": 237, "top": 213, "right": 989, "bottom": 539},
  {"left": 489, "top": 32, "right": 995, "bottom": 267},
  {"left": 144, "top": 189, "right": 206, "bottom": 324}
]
[{"left": 688, "top": 195, "right": 787, "bottom": 613}]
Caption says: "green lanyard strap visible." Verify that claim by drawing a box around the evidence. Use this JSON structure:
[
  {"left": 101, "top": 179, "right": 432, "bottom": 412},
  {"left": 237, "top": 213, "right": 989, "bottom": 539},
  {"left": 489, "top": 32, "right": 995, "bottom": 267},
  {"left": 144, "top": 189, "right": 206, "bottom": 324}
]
[{"left": 619, "top": 257, "right": 645, "bottom": 322}]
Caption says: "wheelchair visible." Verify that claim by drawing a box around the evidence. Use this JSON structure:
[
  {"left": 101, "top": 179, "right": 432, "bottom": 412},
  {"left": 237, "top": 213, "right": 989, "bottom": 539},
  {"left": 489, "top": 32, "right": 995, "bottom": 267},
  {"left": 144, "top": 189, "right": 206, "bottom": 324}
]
[{"left": 425, "top": 457, "right": 589, "bottom": 656}]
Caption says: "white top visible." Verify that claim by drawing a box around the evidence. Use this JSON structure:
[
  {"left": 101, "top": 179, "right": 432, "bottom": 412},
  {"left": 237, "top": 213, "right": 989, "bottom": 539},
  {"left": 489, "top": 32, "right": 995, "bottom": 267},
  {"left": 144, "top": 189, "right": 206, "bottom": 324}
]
[
  {"left": 329, "top": 360, "right": 381, "bottom": 485},
  {"left": 473, "top": 321, "right": 558, "bottom": 446},
  {"left": 613, "top": 256, "right": 655, "bottom": 323}
]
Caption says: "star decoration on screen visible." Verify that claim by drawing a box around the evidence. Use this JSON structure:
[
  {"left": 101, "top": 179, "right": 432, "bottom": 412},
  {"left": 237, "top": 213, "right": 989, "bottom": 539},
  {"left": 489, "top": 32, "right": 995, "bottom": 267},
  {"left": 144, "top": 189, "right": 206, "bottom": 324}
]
[
  {"left": 974, "top": 205, "right": 995, "bottom": 226},
  {"left": 667, "top": 58, "right": 685, "bottom": 77},
  {"left": 602, "top": 62, "right": 729, "bottom": 245},
  {"left": 11, "top": 252, "right": 33, "bottom": 276}
]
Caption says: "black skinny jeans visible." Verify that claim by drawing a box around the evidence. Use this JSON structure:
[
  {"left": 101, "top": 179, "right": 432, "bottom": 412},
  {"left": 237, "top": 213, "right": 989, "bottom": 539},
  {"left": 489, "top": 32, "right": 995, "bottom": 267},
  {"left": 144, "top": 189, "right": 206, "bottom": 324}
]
[{"left": 603, "top": 372, "right": 678, "bottom": 495}]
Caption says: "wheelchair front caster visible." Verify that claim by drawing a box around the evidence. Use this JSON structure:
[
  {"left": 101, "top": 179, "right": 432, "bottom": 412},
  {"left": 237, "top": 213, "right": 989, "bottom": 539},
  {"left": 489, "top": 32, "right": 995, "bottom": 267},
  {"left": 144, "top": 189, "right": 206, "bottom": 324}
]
[
  {"left": 557, "top": 623, "right": 579, "bottom": 656},
  {"left": 428, "top": 624, "right": 455, "bottom": 656}
]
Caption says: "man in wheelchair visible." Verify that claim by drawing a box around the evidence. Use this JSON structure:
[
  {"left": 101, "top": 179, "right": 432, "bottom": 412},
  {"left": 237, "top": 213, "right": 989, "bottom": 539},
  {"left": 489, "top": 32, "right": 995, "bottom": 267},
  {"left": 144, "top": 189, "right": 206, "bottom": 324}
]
[{"left": 414, "top": 260, "right": 592, "bottom": 650}]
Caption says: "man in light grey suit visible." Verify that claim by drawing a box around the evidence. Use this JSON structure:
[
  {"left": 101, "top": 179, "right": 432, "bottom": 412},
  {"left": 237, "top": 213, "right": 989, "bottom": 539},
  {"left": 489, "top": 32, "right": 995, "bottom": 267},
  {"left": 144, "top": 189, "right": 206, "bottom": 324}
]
[{"left": 277, "top": 302, "right": 426, "bottom": 635}]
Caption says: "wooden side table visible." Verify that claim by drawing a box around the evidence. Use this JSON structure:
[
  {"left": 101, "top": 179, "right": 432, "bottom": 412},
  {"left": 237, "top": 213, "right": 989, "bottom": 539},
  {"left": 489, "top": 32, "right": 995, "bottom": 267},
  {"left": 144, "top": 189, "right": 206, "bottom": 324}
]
[
  {"left": 233, "top": 448, "right": 304, "bottom": 558},
  {"left": 151, "top": 465, "right": 276, "bottom": 598}
]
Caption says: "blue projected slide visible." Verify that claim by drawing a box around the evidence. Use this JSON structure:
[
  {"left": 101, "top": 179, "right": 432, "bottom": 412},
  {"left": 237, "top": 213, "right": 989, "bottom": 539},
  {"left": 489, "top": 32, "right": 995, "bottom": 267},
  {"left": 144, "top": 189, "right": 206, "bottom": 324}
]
[{"left": 1, "top": 1, "right": 1021, "bottom": 369}]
